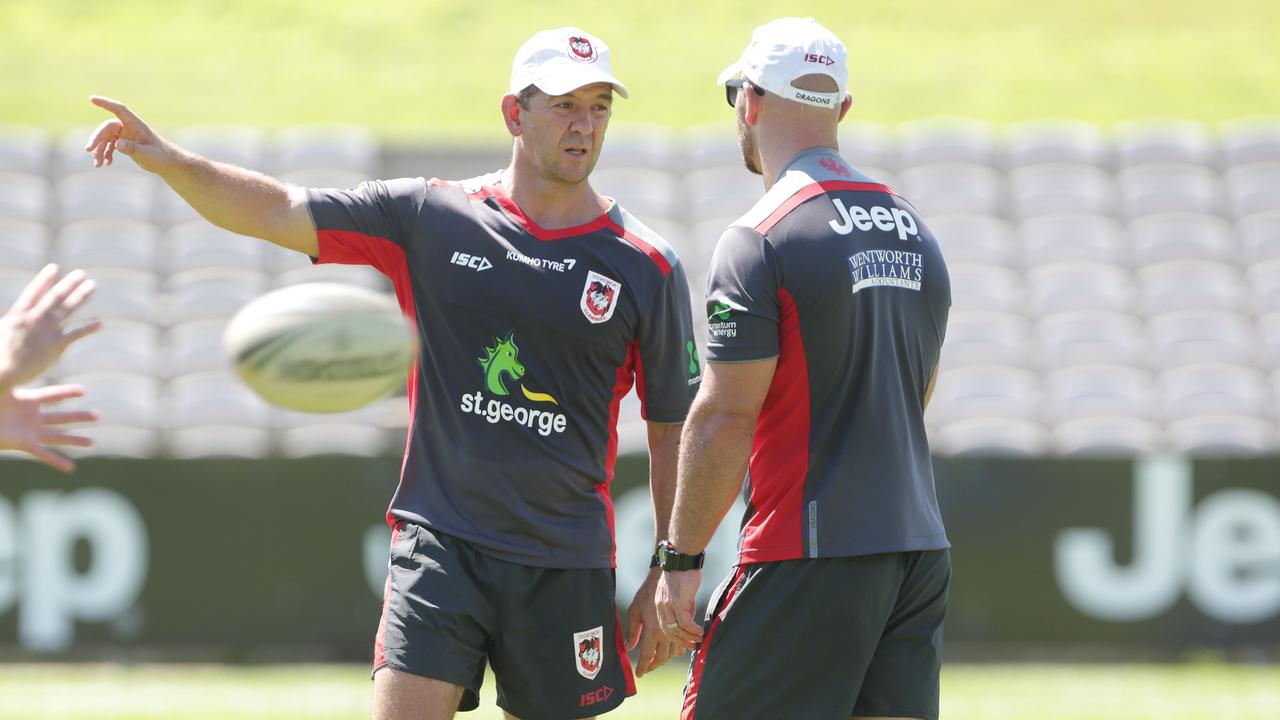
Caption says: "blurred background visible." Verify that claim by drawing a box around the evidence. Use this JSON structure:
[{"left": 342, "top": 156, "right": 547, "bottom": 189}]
[{"left": 2, "top": 0, "right": 1279, "bottom": 718}]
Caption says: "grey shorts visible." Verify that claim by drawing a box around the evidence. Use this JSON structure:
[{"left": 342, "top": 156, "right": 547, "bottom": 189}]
[
  {"left": 373, "top": 521, "right": 635, "bottom": 719},
  {"left": 682, "top": 549, "right": 950, "bottom": 720}
]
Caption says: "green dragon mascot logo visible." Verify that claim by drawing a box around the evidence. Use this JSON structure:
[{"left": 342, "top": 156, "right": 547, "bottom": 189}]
[
  {"left": 477, "top": 332, "right": 525, "bottom": 396},
  {"left": 477, "top": 332, "right": 558, "bottom": 404}
]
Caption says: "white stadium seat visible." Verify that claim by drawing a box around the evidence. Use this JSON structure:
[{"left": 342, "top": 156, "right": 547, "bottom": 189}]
[
  {"left": 1238, "top": 211, "right": 1280, "bottom": 264},
  {"left": 1226, "top": 162, "right": 1280, "bottom": 218},
  {"left": 167, "top": 426, "right": 273, "bottom": 459},
  {"left": 54, "top": 319, "right": 159, "bottom": 377},
  {"left": 682, "top": 122, "right": 743, "bottom": 172},
  {"left": 165, "top": 319, "right": 234, "bottom": 377},
  {"left": 1010, "top": 163, "right": 1115, "bottom": 218},
  {"left": 77, "top": 268, "right": 161, "bottom": 323},
  {"left": 1147, "top": 310, "right": 1257, "bottom": 368},
  {"left": 0, "top": 218, "right": 51, "bottom": 271},
  {"left": 0, "top": 171, "right": 50, "bottom": 222},
  {"left": 56, "top": 171, "right": 157, "bottom": 224},
  {"left": 0, "top": 125, "right": 53, "bottom": 176},
  {"left": 1138, "top": 260, "right": 1245, "bottom": 315},
  {"left": 939, "top": 311, "right": 1034, "bottom": 369},
  {"left": 1158, "top": 363, "right": 1268, "bottom": 420},
  {"left": 165, "top": 220, "right": 268, "bottom": 273},
  {"left": 932, "top": 417, "right": 1050, "bottom": 456},
  {"left": 168, "top": 267, "right": 268, "bottom": 324},
  {"left": 947, "top": 263, "right": 1024, "bottom": 313},
  {"left": 1129, "top": 213, "right": 1234, "bottom": 265},
  {"left": 1259, "top": 313, "right": 1280, "bottom": 368},
  {"left": 279, "top": 424, "right": 388, "bottom": 458},
  {"left": 273, "top": 123, "right": 378, "bottom": 175},
  {"left": 1044, "top": 365, "right": 1155, "bottom": 422},
  {"left": 1220, "top": 117, "right": 1280, "bottom": 168},
  {"left": 56, "top": 218, "right": 159, "bottom": 272},
  {"left": 1053, "top": 416, "right": 1162, "bottom": 457},
  {"left": 1026, "top": 262, "right": 1135, "bottom": 315},
  {"left": 1118, "top": 164, "right": 1223, "bottom": 218},
  {"left": 60, "top": 372, "right": 160, "bottom": 429},
  {"left": 1166, "top": 415, "right": 1273, "bottom": 456},
  {"left": 1247, "top": 258, "right": 1280, "bottom": 315},
  {"left": 167, "top": 371, "right": 272, "bottom": 428},
  {"left": 1021, "top": 214, "right": 1128, "bottom": 267},
  {"left": 1037, "top": 310, "right": 1147, "bottom": 369},
  {"left": 896, "top": 118, "right": 997, "bottom": 168},
  {"left": 928, "top": 365, "right": 1041, "bottom": 424},
  {"left": 1113, "top": 119, "right": 1215, "bottom": 167},
  {"left": 898, "top": 163, "right": 1003, "bottom": 217},
  {"left": 1005, "top": 119, "right": 1109, "bottom": 168},
  {"left": 924, "top": 214, "right": 1017, "bottom": 267}
]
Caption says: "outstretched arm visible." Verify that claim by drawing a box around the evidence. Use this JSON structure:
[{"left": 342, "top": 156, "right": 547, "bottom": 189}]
[{"left": 83, "top": 96, "right": 317, "bottom": 256}]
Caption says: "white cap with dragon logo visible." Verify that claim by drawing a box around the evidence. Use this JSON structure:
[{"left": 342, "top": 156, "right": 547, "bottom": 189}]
[
  {"left": 510, "top": 27, "right": 630, "bottom": 99},
  {"left": 717, "top": 17, "right": 848, "bottom": 109}
]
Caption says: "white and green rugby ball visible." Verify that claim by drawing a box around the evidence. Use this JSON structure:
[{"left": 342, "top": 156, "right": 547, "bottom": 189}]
[{"left": 224, "top": 283, "right": 417, "bottom": 413}]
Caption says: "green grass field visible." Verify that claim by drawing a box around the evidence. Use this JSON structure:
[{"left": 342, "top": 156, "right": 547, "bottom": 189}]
[
  {"left": 1, "top": 662, "right": 1278, "bottom": 719},
  {"left": 2, "top": 0, "right": 1278, "bottom": 139}
]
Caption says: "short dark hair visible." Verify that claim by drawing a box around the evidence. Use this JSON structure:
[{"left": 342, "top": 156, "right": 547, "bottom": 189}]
[{"left": 516, "top": 84, "right": 538, "bottom": 109}]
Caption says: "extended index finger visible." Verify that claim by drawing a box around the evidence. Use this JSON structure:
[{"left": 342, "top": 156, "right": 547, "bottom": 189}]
[{"left": 89, "top": 95, "right": 144, "bottom": 125}]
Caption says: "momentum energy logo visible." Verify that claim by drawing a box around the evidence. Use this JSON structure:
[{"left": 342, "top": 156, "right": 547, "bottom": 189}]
[
  {"left": 459, "top": 332, "right": 567, "bottom": 436},
  {"left": 706, "top": 298, "right": 743, "bottom": 339}
]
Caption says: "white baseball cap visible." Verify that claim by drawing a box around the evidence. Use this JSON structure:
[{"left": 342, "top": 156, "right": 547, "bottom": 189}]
[
  {"left": 510, "top": 27, "right": 629, "bottom": 99},
  {"left": 717, "top": 17, "right": 848, "bottom": 109}
]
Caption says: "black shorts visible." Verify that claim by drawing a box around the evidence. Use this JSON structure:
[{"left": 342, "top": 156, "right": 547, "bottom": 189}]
[
  {"left": 373, "top": 521, "right": 636, "bottom": 719},
  {"left": 682, "top": 550, "right": 950, "bottom": 720}
]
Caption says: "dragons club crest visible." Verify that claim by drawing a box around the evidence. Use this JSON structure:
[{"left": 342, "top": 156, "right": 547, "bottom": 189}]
[
  {"left": 581, "top": 271, "right": 621, "bottom": 324},
  {"left": 573, "top": 626, "right": 604, "bottom": 679},
  {"left": 567, "top": 35, "right": 598, "bottom": 63}
]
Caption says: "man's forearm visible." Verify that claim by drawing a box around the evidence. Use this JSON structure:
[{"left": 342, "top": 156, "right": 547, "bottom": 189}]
[
  {"left": 158, "top": 144, "right": 308, "bottom": 249},
  {"left": 668, "top": 405, "right": 755, "bottom": 554},
  {"left": 646, "top": 422, "right": 683, "bottom": 545}
]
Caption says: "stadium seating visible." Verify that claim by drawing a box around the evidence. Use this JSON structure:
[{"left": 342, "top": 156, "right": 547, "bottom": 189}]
[
  {"left": 5, "top": 117, "right": 1279, "bottom": 457},
  {"left": 0, "top": 218, "right": 50, "bottom": 271},
  {"left": 0, "top": 125, "right": 52, "bottom": 176}
]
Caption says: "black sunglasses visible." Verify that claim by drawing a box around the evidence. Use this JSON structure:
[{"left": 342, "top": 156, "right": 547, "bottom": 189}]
[{"left": 724, "top": 78, "right": 765, "bottom": 109}]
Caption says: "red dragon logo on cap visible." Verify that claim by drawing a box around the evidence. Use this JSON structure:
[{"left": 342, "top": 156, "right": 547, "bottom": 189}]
[{"left": 568, "top": 36, "right": 598, "bottom": 63}]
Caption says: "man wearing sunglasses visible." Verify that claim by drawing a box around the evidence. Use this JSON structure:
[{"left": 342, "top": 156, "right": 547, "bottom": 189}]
[{"left": 656, "top": 17, "right": 952, "bottom": 720}]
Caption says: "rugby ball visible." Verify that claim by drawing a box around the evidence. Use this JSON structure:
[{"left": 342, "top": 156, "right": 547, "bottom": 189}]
[{"left": 223, "top": 283, "right": 417, "bottom": 413}]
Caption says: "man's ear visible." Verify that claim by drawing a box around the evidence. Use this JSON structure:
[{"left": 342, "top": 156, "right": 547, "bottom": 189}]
[
  {"left": 501, "top": 94, "right": 523, "bottom": 137},
  {"left": 837, "top": 93, "right": 853, "bottom": 123},
  {"left": 742, "top": 88, "right": 762, "bottom": 127}
]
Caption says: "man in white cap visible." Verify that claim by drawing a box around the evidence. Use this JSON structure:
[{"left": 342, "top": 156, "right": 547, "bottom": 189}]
[
  {"left": 85, "top": 26, "right": 698, "bottom": 720},
  {"left": 655, "top": 17, "right": 951, "bottom": 720}
]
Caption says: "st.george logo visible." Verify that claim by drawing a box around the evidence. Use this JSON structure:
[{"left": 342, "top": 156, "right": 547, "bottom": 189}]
[
  {"left": 581, "top": 271, "right": 622, "bottom": 324},
  {"left": 460, "top": 332, "right": 568, "bottom": 436}
]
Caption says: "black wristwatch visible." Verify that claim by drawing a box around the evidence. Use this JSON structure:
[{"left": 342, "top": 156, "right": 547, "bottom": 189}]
[{"left": 655, "top": 539, "right": 705, "bottom": 571}]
